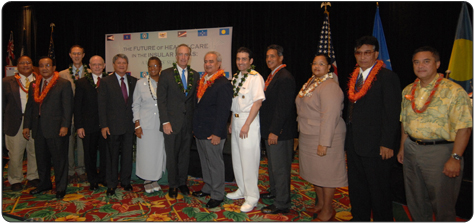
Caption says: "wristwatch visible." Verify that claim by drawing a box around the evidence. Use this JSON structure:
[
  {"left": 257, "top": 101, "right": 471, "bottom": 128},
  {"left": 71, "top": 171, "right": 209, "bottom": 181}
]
[{"left": 451, "top": 153, "right": 462, "bottom": 160}]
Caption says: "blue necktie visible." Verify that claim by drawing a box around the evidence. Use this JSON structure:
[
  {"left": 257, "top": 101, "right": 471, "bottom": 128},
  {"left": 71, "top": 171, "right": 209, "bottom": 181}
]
[{"left": 181, "top": 69, "right": 187, "bottom": 95}]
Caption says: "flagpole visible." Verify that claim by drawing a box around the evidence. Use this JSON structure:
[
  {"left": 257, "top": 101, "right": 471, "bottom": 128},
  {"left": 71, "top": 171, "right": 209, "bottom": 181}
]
[{"left": 321, "top": 2, "right": 331, "bottom": 57}]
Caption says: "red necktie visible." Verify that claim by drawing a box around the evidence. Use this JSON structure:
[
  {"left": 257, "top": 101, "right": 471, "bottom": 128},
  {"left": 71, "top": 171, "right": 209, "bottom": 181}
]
[
  {"left": 120, "top": 77, "right": 128, "bottom": 103},
  {"left": 97, "top": 77, "right": 101, "bottom": 88}
]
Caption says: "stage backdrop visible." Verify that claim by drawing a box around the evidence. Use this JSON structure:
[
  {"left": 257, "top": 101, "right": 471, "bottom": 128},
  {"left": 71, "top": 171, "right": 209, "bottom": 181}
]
[{"left": 105, "top": 26, "right": 233, "bottom": 79}]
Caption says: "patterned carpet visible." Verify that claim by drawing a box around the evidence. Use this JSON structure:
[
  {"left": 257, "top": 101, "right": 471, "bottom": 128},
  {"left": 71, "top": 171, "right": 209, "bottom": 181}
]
[{"left": 1, "top": 151, "right": 467, "bottom": 221}]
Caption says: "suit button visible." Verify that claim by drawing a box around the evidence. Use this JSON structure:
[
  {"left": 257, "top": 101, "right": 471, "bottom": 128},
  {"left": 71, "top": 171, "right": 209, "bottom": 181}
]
[{"left": 154, "top": 113, "right": 156, "bottom": 115}]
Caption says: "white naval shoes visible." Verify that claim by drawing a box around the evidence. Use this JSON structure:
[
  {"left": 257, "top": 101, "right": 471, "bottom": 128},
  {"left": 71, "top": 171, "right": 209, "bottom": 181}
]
[
  {"left": 151, "top": 181, "right": 161, "bottom": 192},
  {"left": 226, "top": 191, "right": 244, "bottom": 200},
  {"left": 240, "top": 202, "right": 255, "bottom": 213}
]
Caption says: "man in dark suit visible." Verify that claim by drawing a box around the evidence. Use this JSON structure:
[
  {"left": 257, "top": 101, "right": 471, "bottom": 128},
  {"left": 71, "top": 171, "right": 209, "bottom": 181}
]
[
  {"left": 3, "top": 55, "right": 39, "bottom": 191},
  {"left": 345, "top": 36, "right": 401, "bottom": 221},
  {"left": 23, "top": 56, "right": 73, "bottom": 199},
  {"left": 157, "top": 44, "right": 200, "bottom": 198},
  {"left": 191, "top": 51, "right": 233, "bottom": 208},
  {"left": 259, "top": 44, "right": 297, "bottom": 214},
  {"left": 98, "top": 54, "right": 137, "bottom": 196},
  {"left": 74, "top": 55, "right": 107, "bottom": 191}
]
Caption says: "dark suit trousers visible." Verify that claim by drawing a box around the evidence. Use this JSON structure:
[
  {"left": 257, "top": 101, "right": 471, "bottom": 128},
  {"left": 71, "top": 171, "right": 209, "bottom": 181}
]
[
  {"left": 81, "top": 131, "right": 106, "bottom": 185},
  {"left": 346, "top": 125, "right": 394, "bottom": 221},
  {"left": 163, "top": 123, "right": 192, "bottom": 188},
  {"left": 265, "top": 139, "right": 293, "bottom": 209},
  {"left": 105, "top": 133, "right": 133, "bottom": 188},
  {"left": 195, "top": 138, "right": 225, "bottom": 200},
  {"left": 34, "top": 119, "right": 69, "bottom": 192}
]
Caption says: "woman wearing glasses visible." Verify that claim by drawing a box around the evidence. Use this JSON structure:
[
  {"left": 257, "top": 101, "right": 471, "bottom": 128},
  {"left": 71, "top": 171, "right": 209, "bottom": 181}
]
[{"left": 295, "top": 53, "right": 347, "bottom": 221}]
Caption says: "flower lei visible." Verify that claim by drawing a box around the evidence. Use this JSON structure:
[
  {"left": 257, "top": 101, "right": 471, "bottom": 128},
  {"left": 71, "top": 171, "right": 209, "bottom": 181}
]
[
  {"left": 14, "top": 73, "right": 37, "bottom": 94},
  {"left": 173, "top": 63, "right": 194, "bottom": 94},
  {"left": 69, "top": 64, "right": 90, "bottom": 82},
  {"left": 347, "top": 60, "right": 384, "bottom": 102},
  {"left": 146, "top": 75, "right": 157, "bottom": 100},
  {"left": 34, "top": 71, "right": 59, "bottom": 103},
  {"left": 85, "top": 72, "right": 108, "bottom": 89},
  {"left": 197, "top": 69, "right": 225, "bottom": 100},
  {"left": 404, "top": 73, "right": 444, "bottom": 113},
  {"left": 298, "top": 72, "right": 334, "bottom": 98},
  {"left": 264, "top": 64, "right": 286, "bottom": 91},
  {"left": 232, "top": 65, "right": 255, "bottom": 97}
]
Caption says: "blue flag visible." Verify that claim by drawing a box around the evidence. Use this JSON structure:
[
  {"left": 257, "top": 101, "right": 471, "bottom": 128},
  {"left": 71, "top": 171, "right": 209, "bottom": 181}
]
[
  {"left": 448, "top": 2, "right": 473, "bottom": 93},
  {"left": 372, "top": 7, "right": 392, "bottom": 70}
]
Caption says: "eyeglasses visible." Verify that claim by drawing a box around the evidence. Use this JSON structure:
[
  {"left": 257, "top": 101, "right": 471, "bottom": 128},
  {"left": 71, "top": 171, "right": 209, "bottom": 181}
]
[
  {"left": 148, "top": 65, "right": 160, "bottom": 68},
  {"left": 71, "top": 52, "right": 83, "bottom": 56},
  {"left": 311, "top": 63, "right": 328, "bottom": 66},
  {"left": 354, "top": 51, "right": 375, "bottom": 57},
  {"left": 18, "top": 61, "right": 32, "bottom": 65}
]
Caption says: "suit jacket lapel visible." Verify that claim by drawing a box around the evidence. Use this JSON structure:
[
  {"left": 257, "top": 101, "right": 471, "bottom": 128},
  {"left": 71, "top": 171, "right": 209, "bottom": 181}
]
[
  {"left": 10, "top": 79, "right": 22, "bottom": 110},
  {"left": 112, "top": 75, "right": 126, "bottom": 104}
]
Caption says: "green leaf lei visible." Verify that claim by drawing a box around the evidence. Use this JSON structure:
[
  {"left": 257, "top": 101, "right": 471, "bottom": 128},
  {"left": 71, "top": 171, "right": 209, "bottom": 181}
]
[
  {"left": 69, "top": 64, "right": 90, "bottom": 83},
  {"left": 85, "top": 72, "right": 109, "bottom": 89},
  {"left": 173, "top": 63, "right": 194, "bottom": 94},
  {"left": 232, "top": 65, "right": 255, "bottom": 97}
]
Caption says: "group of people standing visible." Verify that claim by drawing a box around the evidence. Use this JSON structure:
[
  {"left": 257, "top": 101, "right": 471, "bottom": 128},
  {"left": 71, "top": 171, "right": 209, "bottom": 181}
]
[{"left": 3, "top": 35, "right": 471, "bottom": 221}]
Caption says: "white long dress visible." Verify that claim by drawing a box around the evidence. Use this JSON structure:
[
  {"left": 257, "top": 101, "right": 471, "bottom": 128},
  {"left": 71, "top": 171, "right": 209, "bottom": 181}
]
[{"left": 132, "top": 76, "right": 166, "bottom": 180}]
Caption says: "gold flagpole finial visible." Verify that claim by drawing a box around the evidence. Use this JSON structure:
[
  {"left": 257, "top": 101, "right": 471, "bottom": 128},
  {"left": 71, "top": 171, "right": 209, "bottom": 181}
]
[
  {"left": 50, "top": 23, "right": 55, "bottom": 32},
  {"left": 321, "top": 2, "right": 331, "bottom": 14},
  {"left": 376, "top": 2, "right": 379, "bottom": 8}
]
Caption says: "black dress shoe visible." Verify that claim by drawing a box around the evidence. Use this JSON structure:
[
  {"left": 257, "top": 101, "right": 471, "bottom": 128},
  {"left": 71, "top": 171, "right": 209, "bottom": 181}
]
[
  {"left": 192, "top": 190, "right": 210, "bottom": 197},
  {"left": 123, "top": 185, "right": 133, "bottom": 191},
  {"left": 168, "top": 187, "right": 178, "bottom": 198},
  {"left": 56, "top": 191, "right": 66, "bottom": 199},
  {"left": 28, "top": 179, "right": 40, "bottom": 187},
  {"left": 261, "top": 204, "right": 289, "bottom": 214},
  {"left": 90, "top": 183, "right": 99, "bottom": 191},
  {"left": 206, "top": 199, "right": 223, "bottom": 208},
  {"left": 178, "top": 185, "right": 189, "bottom": 195},
  {"left": 30, "top": 187, "right": 52, "bottom": 195},
  {"left": 11, "top": 183, "right": 23, "bottom": 191},
  {"left": 260, "top": 192, "right": 275, "bottom": 199},
  {"left": 106, "top": 188, "right": 116, "bottom": 196}
]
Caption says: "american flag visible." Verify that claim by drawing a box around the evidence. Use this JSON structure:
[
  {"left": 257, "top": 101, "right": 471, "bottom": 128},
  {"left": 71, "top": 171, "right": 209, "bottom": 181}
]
[
  {"left": 7, "top": 31, "right": 14, "bottom": 66},
  {"left": 48, "top": 26, "right": 55, "bottom": 60},
  {"left": 317, "top": 13, "right": 338, "bottom": 75}
]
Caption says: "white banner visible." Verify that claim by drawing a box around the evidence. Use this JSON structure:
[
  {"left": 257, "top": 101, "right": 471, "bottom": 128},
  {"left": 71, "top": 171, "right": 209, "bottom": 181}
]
[{"left": 105, "top": 26, "right": 233, "bottom": 79}]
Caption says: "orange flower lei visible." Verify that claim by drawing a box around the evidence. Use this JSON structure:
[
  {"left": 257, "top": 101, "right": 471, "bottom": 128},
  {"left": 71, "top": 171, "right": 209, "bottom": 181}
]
[
  {"left": 197, "top": 69, "right": 224, "bottom": 100},
  {"left": 347, "top": 60, "right": 384, "bottom": 102},
  {"left": 14, "top": 72, "right": 38, "bottom": 93},
  {"left": 34, "top": 71, "right": 59, "bottom": 103}
]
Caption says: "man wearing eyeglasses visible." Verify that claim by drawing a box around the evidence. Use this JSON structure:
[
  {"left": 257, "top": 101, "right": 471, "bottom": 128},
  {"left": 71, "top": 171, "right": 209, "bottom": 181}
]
[
  {"left": 157, "top": 44, "right": 200, "bottom": 199},
  {"left": 345, "top": 36, "right": 401, "bottom": 221},
  {"left": 59, "top": 45, "right": 91, "bottom": 184},
  {"left": 23, "top": 56, "right": 73, "bottom": 199},
  {"left": 3, "top": 56, "right": 39, "bottom": 191}
]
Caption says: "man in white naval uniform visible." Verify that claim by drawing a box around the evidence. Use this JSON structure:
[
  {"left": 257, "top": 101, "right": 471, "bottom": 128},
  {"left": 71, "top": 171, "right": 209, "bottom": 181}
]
[{"left": 226, "top": 47, "right": 265, "bottom": 213}]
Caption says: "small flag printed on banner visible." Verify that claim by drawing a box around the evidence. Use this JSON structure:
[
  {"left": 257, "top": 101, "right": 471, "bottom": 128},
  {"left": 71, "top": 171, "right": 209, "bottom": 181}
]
[
  {"left": 198, "top": 30, "right": 207, "bottom": 36},
  {"left": 140, "top": 72, "right": 148, "bottom": 78},
  {"left": 140, "top": 33, "right": 148, "bottom": 39},
  {"left": 178, "top": 31, "right": 187, "bottom": 37},
  {"left": 219, "top": 28, "right": 229, "bottom": 35},
  {"left": 158, "top": 32, "right": 167, "bottom": 39},
  {"left": 123, "top": 34, "right": 131, "bottom": 40},
  {"left": 126, "top": 72, "right": 131, "bottom": 76},
  {"left": 107, "top": 35, "right": 114, "bottom": 41}
]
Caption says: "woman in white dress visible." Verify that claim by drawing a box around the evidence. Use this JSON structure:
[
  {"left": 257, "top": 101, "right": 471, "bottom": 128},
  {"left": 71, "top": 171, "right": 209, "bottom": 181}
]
[{"left": 132, "top": 57, "right": 166, "bottom": 193}]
